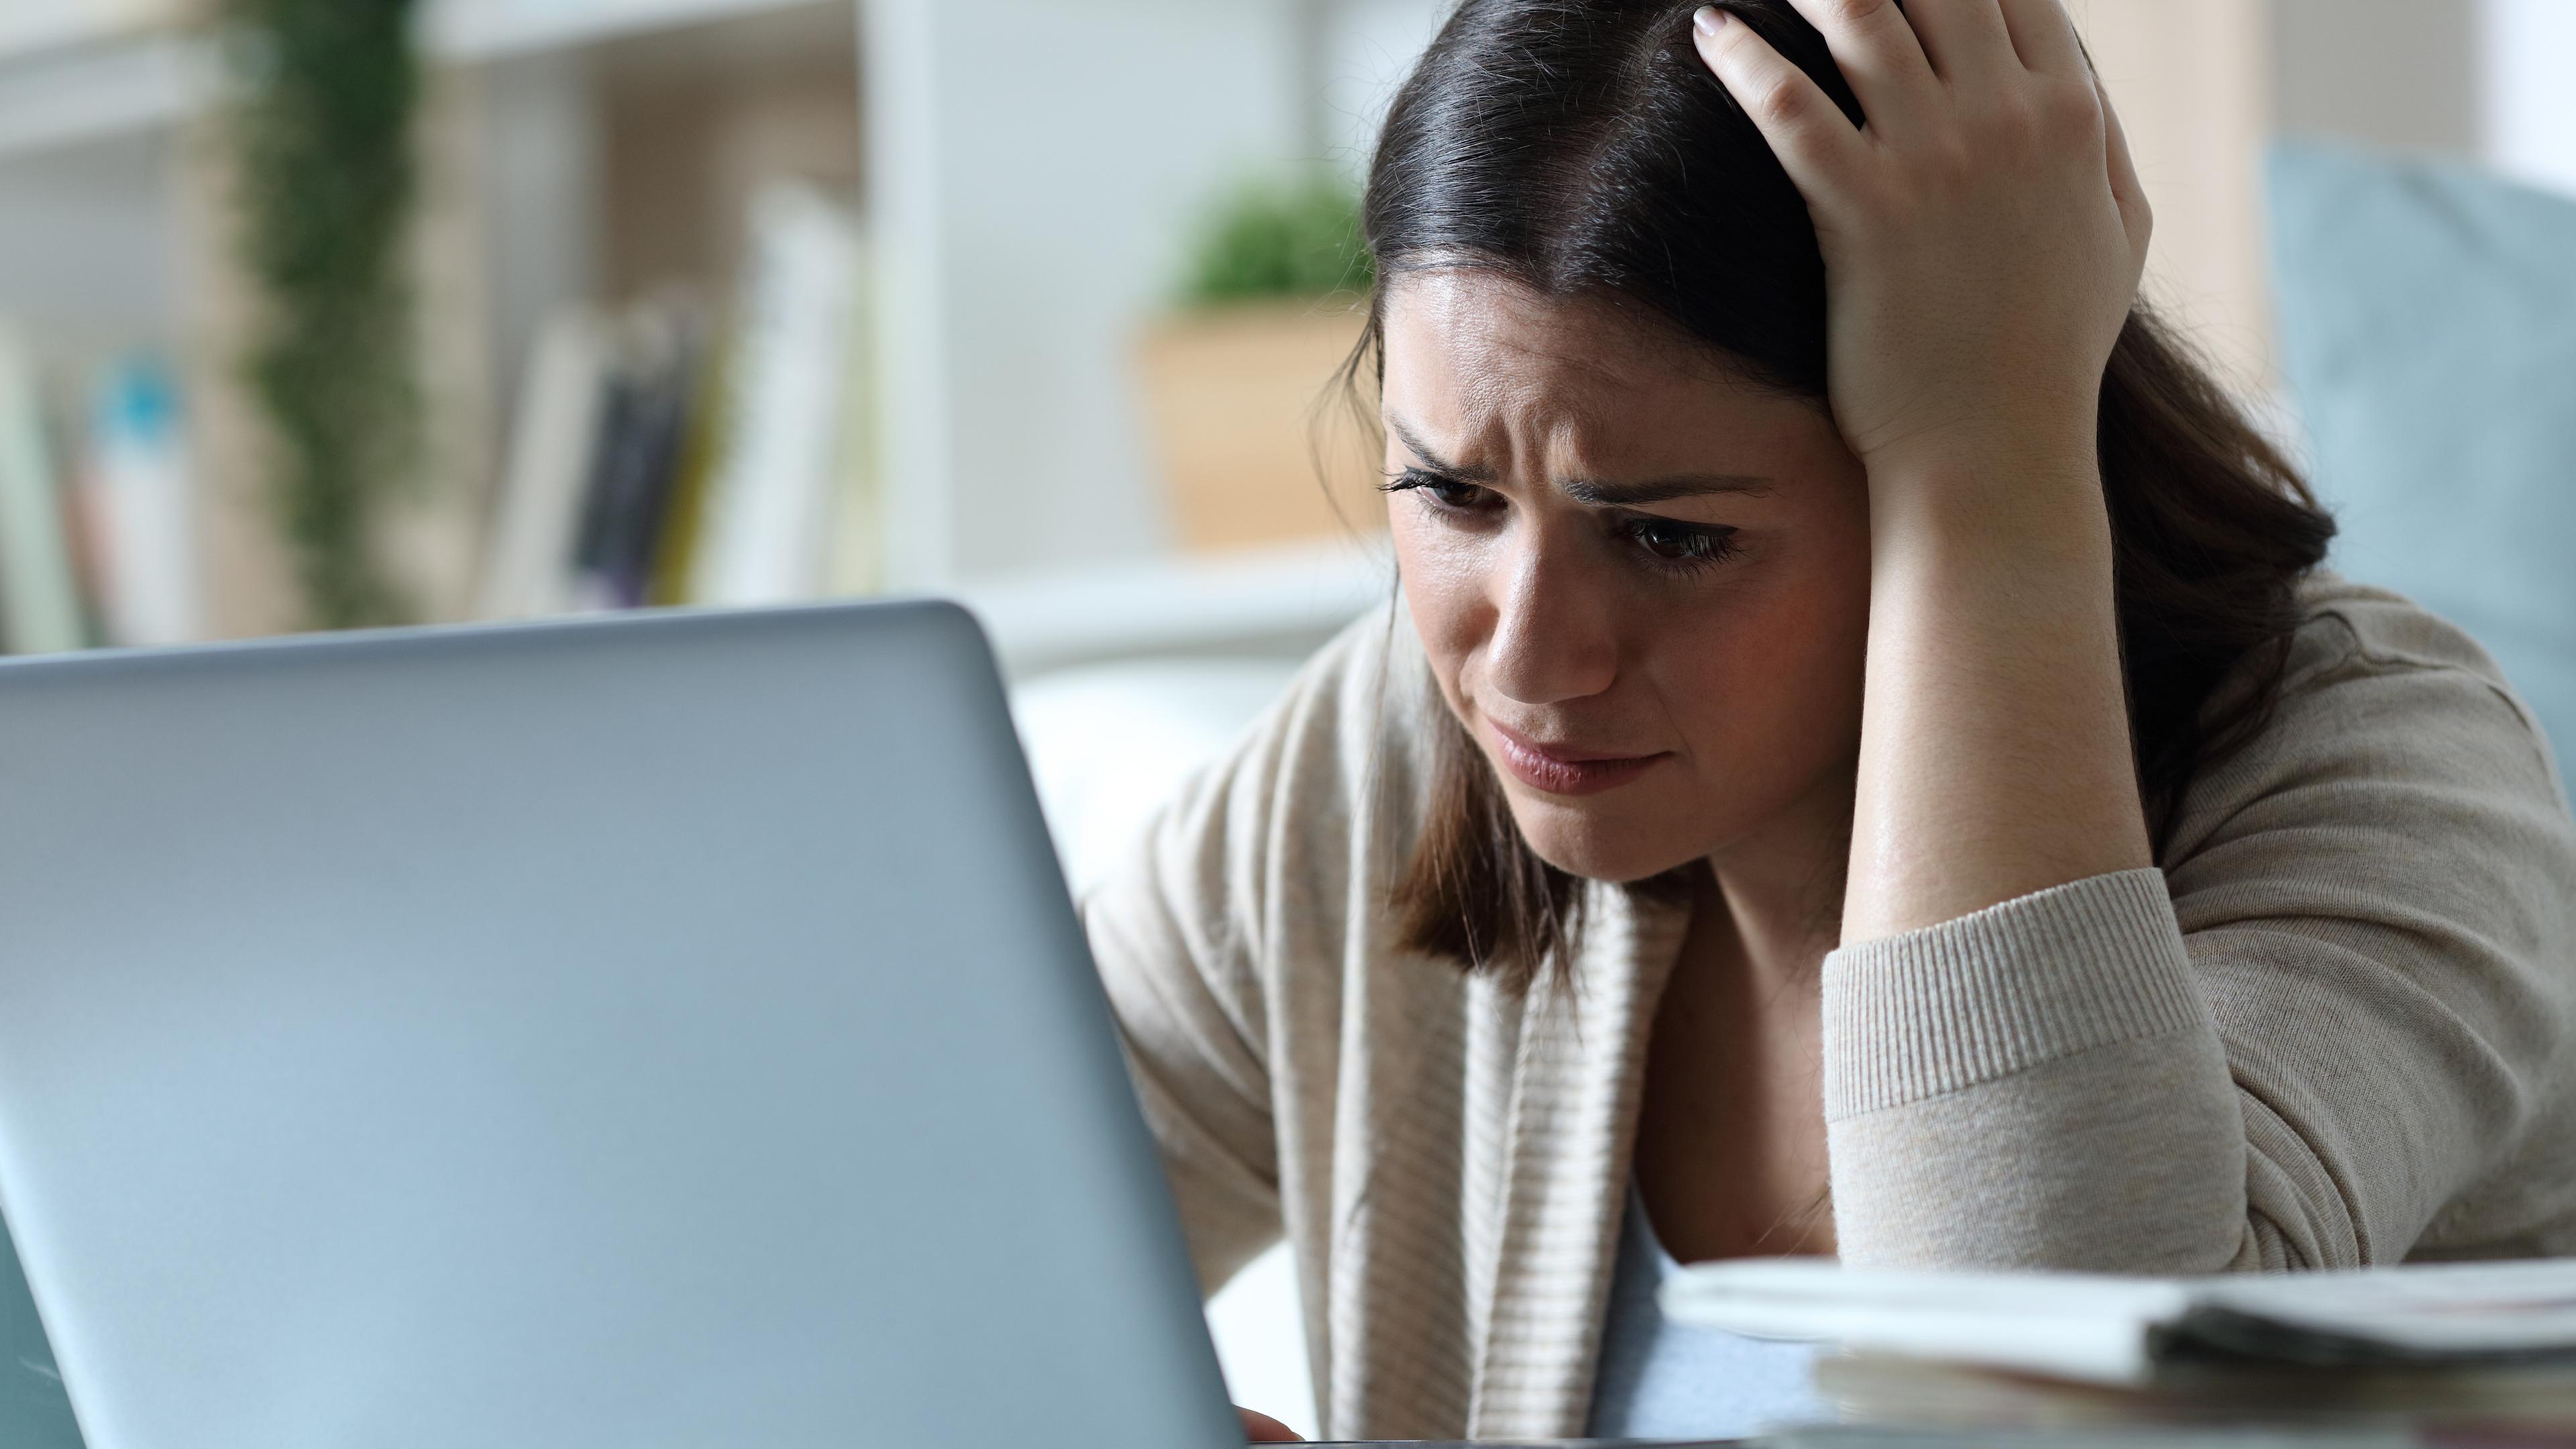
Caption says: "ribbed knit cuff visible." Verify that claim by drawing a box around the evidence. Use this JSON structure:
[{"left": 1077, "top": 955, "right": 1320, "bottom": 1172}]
[{"left": 1822, "top": 867, "right": 2208, "bottom": 1120}]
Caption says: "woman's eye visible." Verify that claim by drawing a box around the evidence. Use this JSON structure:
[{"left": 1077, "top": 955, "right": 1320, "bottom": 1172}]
[
  {"left": 1383, "top": 470, "right": 1496, "bottom": 513},
  {"left": 1621, "top": 517, "right": 1737, "bottom": 567}
]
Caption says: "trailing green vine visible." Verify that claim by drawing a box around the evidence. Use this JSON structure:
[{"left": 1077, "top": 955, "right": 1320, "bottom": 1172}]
[{"left": 223, "top": 0, "right": 421, "bottom": 629}]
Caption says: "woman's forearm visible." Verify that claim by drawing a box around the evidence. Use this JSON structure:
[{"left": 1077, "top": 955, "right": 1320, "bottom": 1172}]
[
  {"left": 1687, "top": 0, "right": 2161, "bottom": 945},
  {"left": 1840, "top": 449, "right": 2151, "bottom": 944}
]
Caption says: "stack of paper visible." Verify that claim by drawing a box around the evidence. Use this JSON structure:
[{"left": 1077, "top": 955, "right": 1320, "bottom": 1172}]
[{"left": 1664, "top": 1258, "right": 2576, "bottom": 1434}]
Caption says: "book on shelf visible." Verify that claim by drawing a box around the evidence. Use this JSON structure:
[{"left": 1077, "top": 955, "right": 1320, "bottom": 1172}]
[
  {"left": 74, "top": 356, "right": 199, "bottom": 649},
  {"left": 688, "top": 180, "right": 867, "bottom": 607},
  {"left": 1665, "top": 1256, "right": 2576, "bottom": 1433},
  {"left": 473, "top": 180, "right": 874, "bottom": 624},
  {"left": 0, "top": 327, "right": 83, "bottom": 656},
  {"left": 643, "top": 333, "right": 729, "bottom": 608},
  {"left": 571, "top": 301, "right": 704, "bottom": 612},
  {"left": 0, "top": 337, "right": 207, "bottom": 657},
  {"left": 480, "top": 309, "right": 609, "bottom": 621}
]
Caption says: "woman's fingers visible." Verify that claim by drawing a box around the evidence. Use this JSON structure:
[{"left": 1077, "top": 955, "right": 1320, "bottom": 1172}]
[
  {"left": 1993, "top": 0, "right": 2089, "bottom": 78},
  {"left": 1900, "top": 0, "right": 2021, "bottom": 85},
  {"left": 1693, "top": 7, "right": 1867, "bottom": 197},
  {"left": 1776, "top": 0, "right": 1938, "bottom": 132},
  {"left": 2092, "top": 66, "right": 2153, "bottom": 265},
  {"left": 1238, "top": 1406, "right": 1303, "bottom": 1442}
]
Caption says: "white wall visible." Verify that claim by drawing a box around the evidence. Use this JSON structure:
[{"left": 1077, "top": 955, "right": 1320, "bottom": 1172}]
[
  {"left": 863, "top": 0, "right": 1316, "bottom": 586},
  {"left": 1313, "top": 0, "right": 1450, "bottom": 184},
  {"left": 2272, "top": 0, "right": 2480, "bottom": 156},
  {"left": 2068, "top": 0, "right": 2276, "bottom": 390},
  {"left": 0, "top": 129, "right": 181, "bottom": 365},
  {"left": 474, "top": 49, "right": 602, "bottom": 421},
  {"left": 2483, "top": 0, "right": 2576, "bottom": 197}
]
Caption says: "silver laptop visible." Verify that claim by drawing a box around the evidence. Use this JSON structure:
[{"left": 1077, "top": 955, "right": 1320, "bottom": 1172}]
[{"left": 0, "top": 600, "right": 1246, "bottom": 1449}]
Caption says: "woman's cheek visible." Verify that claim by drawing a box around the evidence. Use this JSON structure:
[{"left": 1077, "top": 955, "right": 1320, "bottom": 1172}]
[
  {"left": 1719, "top": 585, "right": 1868, "bottom": 772},
  {"left": 1391, "top": 506, "right": 1493, "bottom": 653},
  {"left": 1642, "top": 566, "right": 1856, "bottom": 753}
]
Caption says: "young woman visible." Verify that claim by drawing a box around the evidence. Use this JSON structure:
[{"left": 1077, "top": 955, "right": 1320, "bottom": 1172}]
[{"left": 1084, "top": 0, "right": 2576, "bottom": 1441}]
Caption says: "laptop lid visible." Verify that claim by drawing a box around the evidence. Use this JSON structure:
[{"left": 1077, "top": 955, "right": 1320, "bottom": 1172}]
[{"left": 0, "top": 600, "right": 1239, "bottom": 1449}]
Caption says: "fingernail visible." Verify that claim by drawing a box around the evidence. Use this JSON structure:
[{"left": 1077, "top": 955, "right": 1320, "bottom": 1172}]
[{"left": 1693, "top": 5, "right": 1729, "bottom": 36}]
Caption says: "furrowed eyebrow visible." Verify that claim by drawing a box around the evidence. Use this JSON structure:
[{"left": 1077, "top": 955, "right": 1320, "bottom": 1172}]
[
  {"left": 1558, "top": 474, "right": 1775, "bottom": 506},
  {"left": 1386, "top": 414, "right": 1497, "bottom": 482},
  {"left": 1385, "top": 412, "right": 1774, "bottom": 506}
]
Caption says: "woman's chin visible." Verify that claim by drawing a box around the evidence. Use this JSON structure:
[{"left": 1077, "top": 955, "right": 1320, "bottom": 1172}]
[{"left": 1508, "top": 797, "right": 1707, "bottom": 886}]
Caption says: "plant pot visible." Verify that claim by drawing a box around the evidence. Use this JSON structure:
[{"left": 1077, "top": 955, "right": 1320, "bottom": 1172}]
[{"left": 1136, "top": 299, "right": 1385, "bottom": 553}]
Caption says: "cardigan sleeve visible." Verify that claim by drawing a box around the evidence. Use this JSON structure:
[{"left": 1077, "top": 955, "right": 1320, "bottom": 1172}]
[
  {"left": 1821, "top": 602, "right": 2576, "bottom": 1271},
  {"left": 1075, "top": 610, "right": 1413, "bottom": 1297},
  {"left": 1080, "top": 722, "right": 1290, "bottom": 1295}
]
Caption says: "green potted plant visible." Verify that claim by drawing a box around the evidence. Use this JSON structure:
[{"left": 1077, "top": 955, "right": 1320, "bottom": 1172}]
[{"left": 1136, "top": 175, "right": 1385, "bottom": 553}]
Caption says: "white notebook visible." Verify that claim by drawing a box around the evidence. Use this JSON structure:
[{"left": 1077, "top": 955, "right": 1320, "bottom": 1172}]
[{"left": 1663, "top": 1258, "right": 2576, "bottom": 1387}]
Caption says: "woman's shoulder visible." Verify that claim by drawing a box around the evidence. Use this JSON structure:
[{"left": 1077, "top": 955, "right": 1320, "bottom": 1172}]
[
  {"left": 2157, "top": 577, "right": 2576, "bottom": 1259},
  {"left": 2286, "top": 571, "right": 2560, "bottom": 742},
  {"left": 2165, "top": 567, "right": 2574, "bottom": 884}
]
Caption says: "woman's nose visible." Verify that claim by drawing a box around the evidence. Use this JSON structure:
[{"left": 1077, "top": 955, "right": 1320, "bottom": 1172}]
[{"left": 1482, "top": 530, "right": 1617, "bottom": 707}]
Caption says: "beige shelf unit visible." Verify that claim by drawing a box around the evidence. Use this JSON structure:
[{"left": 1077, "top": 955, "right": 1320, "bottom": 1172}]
[
  {"left": 0, "top": 0, "right": 875, "bottom": 641},
  {"left": 0, "top": 0, "right": 1393, "bottom": 655}
]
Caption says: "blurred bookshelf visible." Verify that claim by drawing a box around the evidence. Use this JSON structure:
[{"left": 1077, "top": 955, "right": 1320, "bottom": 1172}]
[
  {"left": 0, "top": 0, "right": 868, "bottom": 171},
  {"left": 0, "top": 0, "right": 879, "bottom": 657},
  {"left": 17, "top": 1, "right": 2540, "bottom": 673},
  {"left": 0, "top": 0, "right": 1419, "bottom": 673}
]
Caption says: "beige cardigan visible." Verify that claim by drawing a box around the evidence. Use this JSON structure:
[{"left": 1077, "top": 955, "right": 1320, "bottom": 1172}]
[{"left": 1079, "top": 574, "right": 2576, "bottom": 1441}]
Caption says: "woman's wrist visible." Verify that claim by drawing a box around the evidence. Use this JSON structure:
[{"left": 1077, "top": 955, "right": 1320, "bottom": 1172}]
[
  {"left": 1842, "top": 439, "right": 2147, "bottom": 945},
  {"left": 1862, "top": 437, "right": 2113, "bottom": 566}
]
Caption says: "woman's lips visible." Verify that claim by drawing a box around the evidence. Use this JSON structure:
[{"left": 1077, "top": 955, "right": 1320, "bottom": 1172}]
[{"left": 1484, "top": 718, "right": 1668, "bottom": 798}]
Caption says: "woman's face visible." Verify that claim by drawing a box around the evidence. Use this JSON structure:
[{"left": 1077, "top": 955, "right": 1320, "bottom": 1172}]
[{"left": 1383, "top": 270, "right": 1874, "bottom": 885}]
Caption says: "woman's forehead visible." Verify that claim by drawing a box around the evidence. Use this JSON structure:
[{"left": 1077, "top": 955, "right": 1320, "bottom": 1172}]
[
  {"left": 1381, "top": 272, "right": 1827, "bottom": 466},
  {"left": 1383, "top": 270, "right": 1702, "bottom": 384}
]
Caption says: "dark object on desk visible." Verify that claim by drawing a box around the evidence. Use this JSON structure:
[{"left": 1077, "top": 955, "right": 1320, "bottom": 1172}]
[{"left": 0, "top": 1216, "right": 79, "bottom": 1448}]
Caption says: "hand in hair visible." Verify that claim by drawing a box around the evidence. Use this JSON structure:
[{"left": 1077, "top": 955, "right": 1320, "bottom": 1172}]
[
  {"left": 1689, "top": 0, "right": 2150, "bottom": 476},
  {"left": 1693, "top": 0, "right": 2157, "bottom": 941}
]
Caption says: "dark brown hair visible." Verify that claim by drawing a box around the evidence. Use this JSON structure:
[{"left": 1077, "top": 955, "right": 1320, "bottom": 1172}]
[{"left": 1352, "top": 0, "right": 2335, "bottom": 983}]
